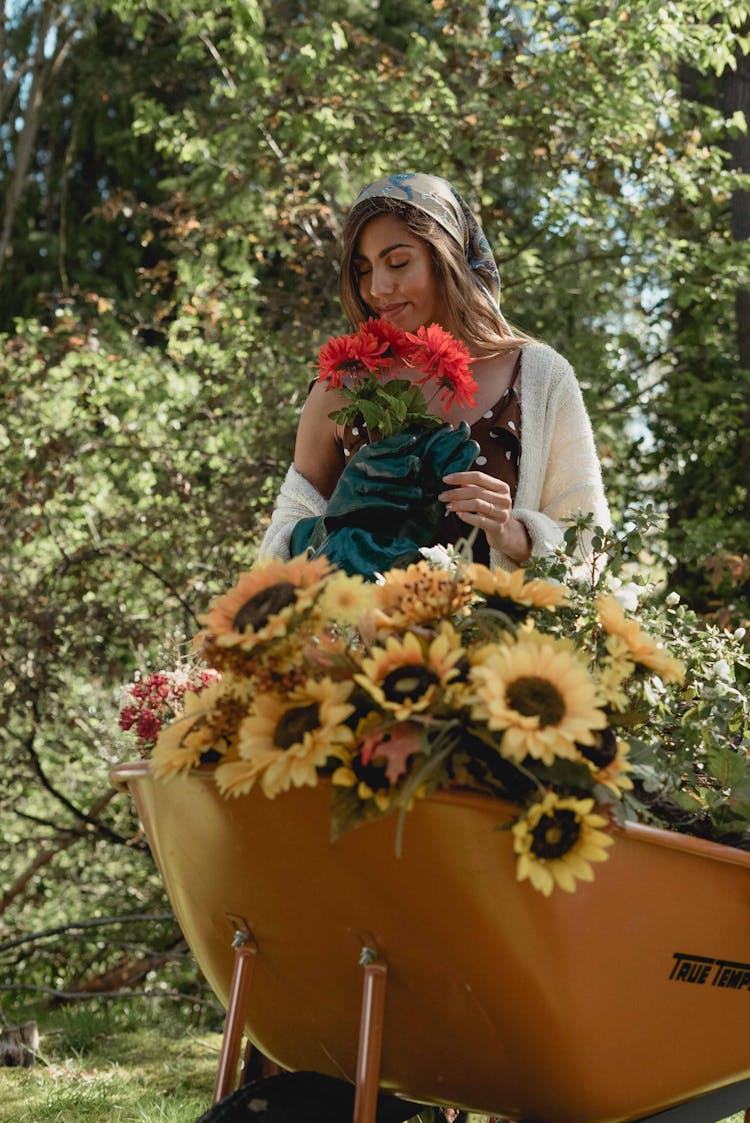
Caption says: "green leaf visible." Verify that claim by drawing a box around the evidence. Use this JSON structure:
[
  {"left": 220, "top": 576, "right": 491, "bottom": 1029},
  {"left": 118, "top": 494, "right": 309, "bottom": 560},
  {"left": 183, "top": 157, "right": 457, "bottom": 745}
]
[{"left": 706, "top": 744, "right": 748, "bottom": 789}]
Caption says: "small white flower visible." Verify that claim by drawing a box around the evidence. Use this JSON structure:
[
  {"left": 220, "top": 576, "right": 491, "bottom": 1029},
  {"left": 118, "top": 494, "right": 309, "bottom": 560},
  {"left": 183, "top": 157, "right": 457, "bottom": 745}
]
[
  {"left": 711, "top": 659, "right": 732, "bottom": 682},
  {"left": 419, "top": 544, "right": 460, "bottom": 570},
  {"left": 613, "top": 582, "right": 641, "bottom": 614},
  {"left": 734, "top": 627, "right": 746, "bottom": 641},
  {"left": 665, "top": 591, "right": 681, "bottom": 607},
  {"left": 644, "top": 677, "right": 666, "bottom": 704}
]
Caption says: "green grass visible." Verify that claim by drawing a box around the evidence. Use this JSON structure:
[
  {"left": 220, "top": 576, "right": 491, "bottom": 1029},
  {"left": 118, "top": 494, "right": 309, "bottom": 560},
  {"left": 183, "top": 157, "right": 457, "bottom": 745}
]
[
  {"left": 0, "top": 1005, "right": 746, "bottom": 1122},
  {"left": 0, "top": 1005, "right": 219, "bottom": 1123}
]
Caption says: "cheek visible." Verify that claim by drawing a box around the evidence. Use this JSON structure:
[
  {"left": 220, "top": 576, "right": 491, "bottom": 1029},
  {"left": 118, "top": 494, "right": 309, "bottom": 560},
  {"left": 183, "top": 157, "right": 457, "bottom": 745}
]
[{"left": 425, "top": 277, "right": 442, "bottom": 313}]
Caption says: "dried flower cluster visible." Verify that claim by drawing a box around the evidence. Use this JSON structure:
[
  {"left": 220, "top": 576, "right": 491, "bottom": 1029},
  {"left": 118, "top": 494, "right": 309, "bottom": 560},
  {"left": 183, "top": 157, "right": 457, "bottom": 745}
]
[{"left": 119, "top": 666, "right": 221, "bottom": 755}]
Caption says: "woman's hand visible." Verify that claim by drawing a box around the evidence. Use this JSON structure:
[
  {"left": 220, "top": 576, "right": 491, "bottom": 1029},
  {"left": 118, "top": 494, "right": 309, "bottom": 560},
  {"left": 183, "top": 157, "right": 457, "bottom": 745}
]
[{"left": 439, "top": 470, "right": 531, "bottom": 563}]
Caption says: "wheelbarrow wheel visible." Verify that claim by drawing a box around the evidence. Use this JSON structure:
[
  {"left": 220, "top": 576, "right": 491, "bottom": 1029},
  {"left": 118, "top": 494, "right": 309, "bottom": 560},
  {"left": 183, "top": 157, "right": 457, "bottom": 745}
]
[{"left": 194, "top": 1070, "right": 426, "bottom": 1123}]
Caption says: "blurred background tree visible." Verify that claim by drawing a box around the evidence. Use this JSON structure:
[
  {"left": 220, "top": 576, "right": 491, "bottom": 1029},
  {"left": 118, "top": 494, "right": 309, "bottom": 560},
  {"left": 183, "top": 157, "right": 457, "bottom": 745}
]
[{"left": 1, "top": 0, "right": 748, "bottom": 1021}]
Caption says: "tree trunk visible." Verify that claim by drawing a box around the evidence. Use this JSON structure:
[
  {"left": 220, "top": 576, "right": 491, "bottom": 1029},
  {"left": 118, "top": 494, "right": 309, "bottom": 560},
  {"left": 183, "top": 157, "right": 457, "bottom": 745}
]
[
  {"left": 721, "top": 35, "right": 750, "bottom": 519},
  {"left": 0, "top": 1022, "right": 39, "bottom": 1067},
  {"left": 0, "top": 2, "right": 76, "bottom": 271}
]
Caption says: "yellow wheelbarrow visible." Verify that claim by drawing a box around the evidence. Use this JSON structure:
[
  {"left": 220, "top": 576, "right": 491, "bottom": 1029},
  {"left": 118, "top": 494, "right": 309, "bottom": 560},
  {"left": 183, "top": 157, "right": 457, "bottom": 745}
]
[{"left": 111, "top": 761, "right": 750, "bottom": 1123}]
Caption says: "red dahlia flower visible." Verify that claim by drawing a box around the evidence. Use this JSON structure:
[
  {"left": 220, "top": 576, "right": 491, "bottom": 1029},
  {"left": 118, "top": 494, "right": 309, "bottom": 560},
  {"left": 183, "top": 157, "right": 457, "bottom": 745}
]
[
  {"left": 318, "top": 327, "right": 389, "bottom": 388},
  {"left": 316, "top": 319, "right": 477, "bottom": 436},
  {"left": 359, "top": 317, "right": 414, "bottom": 367},
  {"left": 406, "top": 323, "right": 477, "bottom": 409}
]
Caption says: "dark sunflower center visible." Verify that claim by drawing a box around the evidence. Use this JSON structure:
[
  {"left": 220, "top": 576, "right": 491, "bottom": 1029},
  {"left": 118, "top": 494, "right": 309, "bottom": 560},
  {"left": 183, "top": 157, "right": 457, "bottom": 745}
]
[
  {"left": 579, "top": 728, "right": 617, "bottom": 769},
  {"left": 530, "top": 809, "right": 581, "bottom": 860},
  {"left": 458, "top": 734, "right": 536, "bottom": 799},
  {"left": 506, "top": 675, "right": 565, "bottom": 727},
  {"left": 233, "top": 581, "right": 297, "bottom": 632},
  {"left": 351, "top": 755, "right": 390, "bottom": 791},
  {"left": 484, "top": 594, "right": 528, "bottom": 620},
  {"left": 274, "top": 702, "right": 320, "bottom": 749},
  {"left": 382, "top": 664, "right": 439, "bottom": 704}
]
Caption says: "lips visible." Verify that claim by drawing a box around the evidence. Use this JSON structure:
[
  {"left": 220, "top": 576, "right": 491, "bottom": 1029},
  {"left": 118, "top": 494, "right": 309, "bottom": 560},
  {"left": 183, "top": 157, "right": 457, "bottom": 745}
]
[{"left": 376, "top": 303, "right": 408, "bottom": 319}]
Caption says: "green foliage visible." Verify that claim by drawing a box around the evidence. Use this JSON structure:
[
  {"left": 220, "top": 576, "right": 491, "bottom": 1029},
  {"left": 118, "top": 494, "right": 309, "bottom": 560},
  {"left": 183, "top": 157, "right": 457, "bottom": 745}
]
[
  {"left": 549, "top": 514, "right": 750, "bottom": 843},
  {"left": 0, "top": 307, "right": 296, "bottom": 1013},
  {"left": 334, "top": 377, "right": 444, "bottom": 436}
]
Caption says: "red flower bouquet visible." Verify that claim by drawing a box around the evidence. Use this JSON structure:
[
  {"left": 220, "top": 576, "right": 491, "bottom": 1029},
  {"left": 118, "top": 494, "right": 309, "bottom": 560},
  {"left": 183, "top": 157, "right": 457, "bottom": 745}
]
[{"left": 317, "top": 319, "right": 477, "bottom": 438}]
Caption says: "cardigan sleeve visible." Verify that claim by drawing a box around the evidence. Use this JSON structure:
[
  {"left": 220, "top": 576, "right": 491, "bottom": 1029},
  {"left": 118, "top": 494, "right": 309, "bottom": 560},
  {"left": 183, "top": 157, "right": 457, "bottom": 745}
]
[
  {"left": 256, "top": 464, "right": 327, "bottom": 561},
  {"left": 490, "top": 347, "right": 610, "bottom": 572},
  {"left": 536, "top": 360, "right": 610, "bottom": 539}
]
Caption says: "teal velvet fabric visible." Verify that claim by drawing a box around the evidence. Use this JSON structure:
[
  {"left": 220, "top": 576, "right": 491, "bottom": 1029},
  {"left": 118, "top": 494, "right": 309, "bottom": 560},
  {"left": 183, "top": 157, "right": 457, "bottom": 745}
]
[{"left": 291, "top": 423, "right": 478, "bottom": 578}]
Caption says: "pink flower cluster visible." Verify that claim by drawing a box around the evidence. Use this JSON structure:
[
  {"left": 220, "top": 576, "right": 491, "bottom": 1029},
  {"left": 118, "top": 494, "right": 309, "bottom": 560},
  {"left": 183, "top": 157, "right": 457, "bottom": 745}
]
[{"left": 119, "top": 666, "right": 220, "bottom": 751}]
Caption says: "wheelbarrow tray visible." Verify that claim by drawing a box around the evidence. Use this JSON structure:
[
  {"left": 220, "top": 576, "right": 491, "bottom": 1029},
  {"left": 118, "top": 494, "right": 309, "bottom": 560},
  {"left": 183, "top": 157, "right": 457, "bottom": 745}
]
[{"left": 111, "top": 761, "right": 750, "bottom": 1123}]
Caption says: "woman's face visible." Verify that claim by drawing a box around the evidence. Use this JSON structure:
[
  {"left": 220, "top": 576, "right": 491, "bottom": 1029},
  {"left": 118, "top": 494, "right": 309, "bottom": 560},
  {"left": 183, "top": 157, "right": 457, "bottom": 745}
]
[{"left": 354, "top": 214, "right": 447, "bottom": 332}]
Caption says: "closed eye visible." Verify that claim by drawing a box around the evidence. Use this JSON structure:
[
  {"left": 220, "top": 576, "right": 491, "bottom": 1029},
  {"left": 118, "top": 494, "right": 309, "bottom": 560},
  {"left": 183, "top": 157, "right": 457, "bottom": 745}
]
[{"left": 358, "top": 261, "right": 408, "bottom": 278}]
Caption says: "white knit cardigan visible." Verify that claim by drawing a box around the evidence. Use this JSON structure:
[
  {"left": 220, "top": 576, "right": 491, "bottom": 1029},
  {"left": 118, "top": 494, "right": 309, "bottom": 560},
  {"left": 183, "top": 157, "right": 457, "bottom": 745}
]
[{"left": 258, "top": 342, "right": 610, "bottom": 571}]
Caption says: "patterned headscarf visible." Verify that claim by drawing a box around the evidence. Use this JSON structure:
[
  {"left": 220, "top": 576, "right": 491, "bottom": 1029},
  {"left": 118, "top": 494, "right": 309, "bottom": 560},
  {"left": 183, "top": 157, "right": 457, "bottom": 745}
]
[{"left": 353, "top": 172, "right": 501, "bottom": 307}]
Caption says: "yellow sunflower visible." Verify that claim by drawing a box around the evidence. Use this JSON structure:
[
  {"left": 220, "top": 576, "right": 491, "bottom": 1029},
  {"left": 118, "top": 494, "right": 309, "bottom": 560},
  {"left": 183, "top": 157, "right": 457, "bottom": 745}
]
[
  {"left": 199, "top": 555, "right": 332, "bottom": 648},
  {"left": 369, "top": 561, "right": 475, "bottom": 630},
  {"left": 466, "top": 638, "right": 514, "bottom": 672},
  {"left": 468, "top": 633, "right": 607, "bottom": 764},
  {"left": 229, "top": 677, "right": 354, "bottom": 798},
  {"left": 596, "top": 596, "right": 685, "bottom": 684},
  {"left": 466, "top": 564, "right": 569, "bottom": 611},
  {"left": 354, "top": 627, "right": 464, "bottom": 721},
  {"left": 215, "top": 754, "right": 272, "bottom": 799},
  {"left": 597, "top": 641, "right": 636, "bottom": 710},
  {"left": 317, "top": 570, "right": 374, "bottom": 626},
  {"left": 151, "top": 680, "right": 225, "bottom": 779},
  {"left": 512, "top": 791, "right": 613, "bottom": 896},
  {"left": 588, "top": 736, "right": 637, "bottom": 799},
  {"left": 331, "top": 747, "right": 395, "bottom": 812}
]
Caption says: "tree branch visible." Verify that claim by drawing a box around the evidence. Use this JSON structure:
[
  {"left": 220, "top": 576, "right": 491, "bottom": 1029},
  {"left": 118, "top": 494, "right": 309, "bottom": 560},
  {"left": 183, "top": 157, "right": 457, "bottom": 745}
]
[
  {"left": 1, "top": 843, "right": 73, "bottom": 917},
  {"left": 53, "top": 543, "right": 200, "bottom": 626},
  {"left": 0, "top": 2, "right": 76, "bottom": 268},
  {"left": 0, "top": 912, "right": 176, "bottom": 954},
  {"left": 0, "top": 984, "right": 219, "bottom": 1007},
  {"left": 0, "top": 790, "right": 121, "bottom": 916},
  {"left": 17, "top": 715, "right": 136, "bottom": 847}
]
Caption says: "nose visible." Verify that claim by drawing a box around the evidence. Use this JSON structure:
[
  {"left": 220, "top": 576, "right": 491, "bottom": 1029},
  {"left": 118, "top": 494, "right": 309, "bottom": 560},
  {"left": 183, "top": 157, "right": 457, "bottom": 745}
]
[{"left": 366, "top": 264, "right": 395, "bottom": 300}]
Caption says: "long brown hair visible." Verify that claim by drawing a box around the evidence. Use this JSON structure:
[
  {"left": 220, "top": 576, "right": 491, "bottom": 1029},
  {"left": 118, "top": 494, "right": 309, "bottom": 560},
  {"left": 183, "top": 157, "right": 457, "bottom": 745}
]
[{"left": 338, "top": 196, "right": 531, "bottom": 356}]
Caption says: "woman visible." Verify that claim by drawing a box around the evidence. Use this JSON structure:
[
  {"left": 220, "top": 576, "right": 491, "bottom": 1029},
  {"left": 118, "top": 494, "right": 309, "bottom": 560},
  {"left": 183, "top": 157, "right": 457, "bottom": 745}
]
[{"left": 259, "top": 172, "right": 609, "bottom": 570}]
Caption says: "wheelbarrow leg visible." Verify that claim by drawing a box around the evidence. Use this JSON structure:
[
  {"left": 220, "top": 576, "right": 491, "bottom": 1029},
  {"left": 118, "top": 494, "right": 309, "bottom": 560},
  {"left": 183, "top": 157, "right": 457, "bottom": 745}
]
[
  {"left": 241, "top": 1037, "right": 282, "bottom": 1085},
  {"left": 352, "top": 947, "right": 388, "bottom": 1123},
  {"left": 212, "top": 929, "right": 257, "bottom": 1105}
]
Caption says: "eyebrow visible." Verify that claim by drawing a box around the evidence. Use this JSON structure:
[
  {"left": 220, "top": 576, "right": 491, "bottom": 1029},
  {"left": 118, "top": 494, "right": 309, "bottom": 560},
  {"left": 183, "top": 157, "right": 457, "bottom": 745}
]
[{"left": 353, "top": 242, "right": 414, "bottom": 262}]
